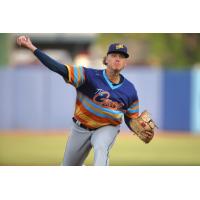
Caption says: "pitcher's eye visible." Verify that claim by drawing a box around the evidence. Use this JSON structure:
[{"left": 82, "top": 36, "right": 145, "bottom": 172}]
[
  {"left": 111, "top": 54, "right": 117, "bottom": 57},
  {"left": 119, "top": 54, "right": 126, "bottom": 58}
]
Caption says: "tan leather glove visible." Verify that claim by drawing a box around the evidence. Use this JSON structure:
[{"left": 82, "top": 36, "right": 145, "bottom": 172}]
[{"left": 129, "top": 110, "right": 158, "bottom": 143}]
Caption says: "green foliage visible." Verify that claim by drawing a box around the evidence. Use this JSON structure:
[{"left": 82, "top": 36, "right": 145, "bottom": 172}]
[
  {"left": 96, "top": 33, "right": 200, "bottom": 68},
  {"left": 0, "top": 33, "right": 12, "bottom": 67}
]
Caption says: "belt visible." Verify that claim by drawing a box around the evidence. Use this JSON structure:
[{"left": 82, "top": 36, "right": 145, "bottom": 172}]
[{"left": 72, "top": 117, "right": 98, "bottom": 131}]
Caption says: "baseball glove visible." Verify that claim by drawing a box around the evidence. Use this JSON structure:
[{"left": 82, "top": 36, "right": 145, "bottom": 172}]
[{"left": 129, "top": 110, "right": 157, "bottom": 144}]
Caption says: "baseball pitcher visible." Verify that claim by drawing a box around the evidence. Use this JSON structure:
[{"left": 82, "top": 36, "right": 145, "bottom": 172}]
[{"left": 16, "top": 36, "right": 157, "bottom": 166}]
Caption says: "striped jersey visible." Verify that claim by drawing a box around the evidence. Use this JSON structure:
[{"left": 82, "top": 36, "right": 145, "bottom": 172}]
[{"left": 65, "top": 65, "right": 139, "bottom": 129}]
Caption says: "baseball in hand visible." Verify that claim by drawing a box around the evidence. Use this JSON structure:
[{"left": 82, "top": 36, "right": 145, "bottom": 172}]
[
  {"left": 16, "top": 35, "right": 36, "bottom": 52},
  {"left": 16, "top": 36, "right": 32, "bottom": 48}
]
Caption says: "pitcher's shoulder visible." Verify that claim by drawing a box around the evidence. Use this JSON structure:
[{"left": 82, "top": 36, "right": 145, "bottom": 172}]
[{"left": 123, "top": 76, "right": 137, "bottom": 91}]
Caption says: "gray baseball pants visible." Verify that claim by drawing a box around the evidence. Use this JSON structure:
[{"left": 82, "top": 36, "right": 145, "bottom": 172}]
[{"left": 62, "top": 123, "right": 120, "bottom": 166}]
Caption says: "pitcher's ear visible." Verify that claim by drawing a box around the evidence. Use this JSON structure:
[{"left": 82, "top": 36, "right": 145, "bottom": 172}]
[{"left": 103, "top": 56, "right": 108, "bottom": 65}]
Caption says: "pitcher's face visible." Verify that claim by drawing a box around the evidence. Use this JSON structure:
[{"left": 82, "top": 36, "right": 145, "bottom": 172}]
[{"left": 106, "top": 53, "right": 127, "bottom": 72}]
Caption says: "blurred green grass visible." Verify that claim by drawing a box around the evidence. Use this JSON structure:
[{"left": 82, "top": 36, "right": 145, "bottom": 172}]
[{"left": 0, "top": 132, "right": 200, "bottom": 166}]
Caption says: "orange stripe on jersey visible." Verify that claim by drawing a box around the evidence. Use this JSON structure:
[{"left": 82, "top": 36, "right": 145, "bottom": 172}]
[
  {"left": 77, "top": 67, "right": 81, "bottom": 87},
  {"left": 65, "top": 65, "right": 73, "bottom": 83},
  {"left": 70, "top": 67, "right": 75, "bottom": 84},
  {"left": 75, "top": 114, "right": 113, "bottom": 129},
  {"left": 75, "top": 100, "right": 120, "bottom": 128},
  {"left": 78, "top": 98, "right": 122, "bottom": 123},
  {"left": 129, "top": 100, "right": 139, "bottom": 107},
  {"left": 66, "top": 64, "right": 74, "bottom": 84},
  {"left": 77, "top": 92, "right": 123, "bottom": 119},
  {"left": 76, "top": 99, "right": 121, "bottom": 125},
  {"left": 125, "top": 112, "right": 139, "bottom": 119},
  {"left": 129, "top": 105, "right": 139, "bottom": 110},
  {"left": 75, "top": 109, "right": 109, "bottom": 129},
  {"left": 65, "top": 65, "right": 86, "bottom": 87},
  {"left": 126, "top": 99, "right": 139, "bottom": 119}
]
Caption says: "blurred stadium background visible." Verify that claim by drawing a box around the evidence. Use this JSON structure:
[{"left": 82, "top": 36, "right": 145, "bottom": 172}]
[{"left": 0, "top": 33, "right": 200, "bottom": 166}]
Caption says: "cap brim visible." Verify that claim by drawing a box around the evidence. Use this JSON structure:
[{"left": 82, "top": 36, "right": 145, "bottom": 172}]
[{"left": 107, "top": 51, "right": 129, "bottom": 58}]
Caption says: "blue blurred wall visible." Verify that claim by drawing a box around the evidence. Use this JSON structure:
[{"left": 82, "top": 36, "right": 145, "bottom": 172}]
[
  {"left": 0, "top": 66, "right": 199, "bottom": 133},
  {"left": 0, "top": 67, "right": 76, "bottom": 130},
  {"left": 191, "top": 68, "right": 200, "bottom": 133},
  {"left": 163, "top": 70, "right": 191, "bottom": 131}
]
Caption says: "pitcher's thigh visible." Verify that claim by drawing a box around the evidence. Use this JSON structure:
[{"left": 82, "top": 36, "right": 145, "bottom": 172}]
[
  {"left": 91, "top": 125, "right": 120, "bottom": 148},
  {"left": 91, "top": 125, "right": 120, "bottom": 166},
  {"left": 63, "top": 125, "right": 92, "bottom": 166}
]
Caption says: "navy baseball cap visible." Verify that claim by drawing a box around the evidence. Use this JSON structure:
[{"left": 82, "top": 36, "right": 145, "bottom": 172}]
[{"left": 107, "top": 43, "right": 129, "bottom": 58}]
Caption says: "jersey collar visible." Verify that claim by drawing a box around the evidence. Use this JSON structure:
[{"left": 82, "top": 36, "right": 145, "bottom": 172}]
[{"left": 103, "top": 70, "right": 124, "bottom": 90}]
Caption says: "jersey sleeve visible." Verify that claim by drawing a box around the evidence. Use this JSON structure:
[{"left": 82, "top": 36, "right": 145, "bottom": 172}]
[
  {"left": 64, "top": 65, "right": 86, "bottom": 88},
  {"left": 123, "top": 82, "right": 139, "bottom": 131},
  {"left": 125, "top": 99, "right": 139, "bottom": 119},
  {"left": 124, "top": 98, "right": 139, "bottom": 132},
  {"left": 34, "top": 49, "right": 69, "bottom": 78}
]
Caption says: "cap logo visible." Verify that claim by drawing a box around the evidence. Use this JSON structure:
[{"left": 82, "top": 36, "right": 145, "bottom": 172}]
[{"left": 115, "top": 44, "right": 124, "bottom": 49}]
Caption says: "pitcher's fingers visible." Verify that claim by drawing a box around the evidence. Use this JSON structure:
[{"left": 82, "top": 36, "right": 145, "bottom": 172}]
[
  {"left": 16, "top": 37, "right": 21, "bottom": 46},
  {"left": 22, "top": 37, "right": 27, "bottom": 42},
  {"left": 17, "top": 36, "right": 24, "bottom": 44}
]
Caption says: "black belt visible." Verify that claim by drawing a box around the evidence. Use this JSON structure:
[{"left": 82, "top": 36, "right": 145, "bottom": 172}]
[{"left": 72, "top": 117, "right": 98, "bottom": 131}]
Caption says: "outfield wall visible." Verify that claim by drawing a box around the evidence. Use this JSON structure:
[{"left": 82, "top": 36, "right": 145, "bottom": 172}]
[
  {"left": 163, "top": 70, "right": 191, "bottom": 131},
  {"left": 191, "top": 68, "right": 200, "bottom": 133},
  {"left": 0, "top": 66, "right": 199, "bottom": 133}
]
